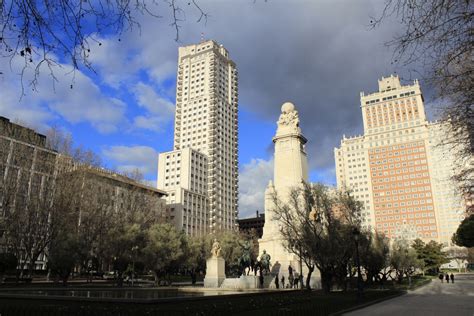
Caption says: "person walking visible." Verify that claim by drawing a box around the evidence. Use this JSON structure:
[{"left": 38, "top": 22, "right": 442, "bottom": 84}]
[
  {"left": 289, "top": 273, "right": 294, "bottom": 289},
  {"left": 450, "top": 273, "right": 454, "bottom": 283},
  {"left": 275, "top": 273, "right": 279, "bottom": 289},
  {"left": 445, "top": 273, "right": 450, "bottom": 283},
  {"left": 294, "top": 275, "right": 299, "bottom": 289},
  {"left": 439, "top": 273, "right": 444, "bottom": 283},
  {"left": 281, "top": 275, "right": 285, "bottom": 289}
]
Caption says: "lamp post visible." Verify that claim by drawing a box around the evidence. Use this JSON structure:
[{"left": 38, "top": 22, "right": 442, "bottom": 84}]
[
  {"left": 405, "top": 249, "right": 412, "bottom": 287},
  {"left": 352, "top": 227, "right": 363, "bottom": 301},
  {"left": 131, "top": 246, "right": 139, "bottom": 287},
  {"left": 299, "top": 245, "right": 304, "bottom": 289}
]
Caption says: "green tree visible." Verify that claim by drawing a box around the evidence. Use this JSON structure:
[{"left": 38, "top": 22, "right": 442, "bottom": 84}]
[
  {"left": 360, "top": 231, "right": 390, "bottom": 284},
  {"left": 412, "top": 239, "right": 449, "bottom": 275},
  {"left": 184, "top": 236, "right": 207, "bottom": 285},
  {"left": 391, "top": 240, "right": 423, "bottom": 283},
  {"left": 143, "top": 223, "right": 187, "bottom": 286},
  {"left": 453, "top": 214, "right": 474, "bottom": 248},
  {"left": 48, "top": 232, "right": 80, "bottom": 286}
]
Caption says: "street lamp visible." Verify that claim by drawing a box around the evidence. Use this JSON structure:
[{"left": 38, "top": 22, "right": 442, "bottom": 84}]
[
  {"left": 352, "top": 227, "right": 363, "bottom": 301},
  {"left": 405, "top": 248, "right": 412, "bottom": 287},
  {"left": 131, "top": 246, "right": 139, "bottom": 287},
  {"left": 299, "top": 244, "right": 304, "bottom": 289}
]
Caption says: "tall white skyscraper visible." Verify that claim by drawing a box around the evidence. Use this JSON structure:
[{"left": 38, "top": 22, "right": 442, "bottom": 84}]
[{"left": 158, "top": 40, "right": 239, "bottom": 235}]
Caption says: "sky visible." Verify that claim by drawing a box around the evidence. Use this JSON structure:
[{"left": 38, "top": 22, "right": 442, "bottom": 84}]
[{"left": 0, "top": 0, "right": 436, "bottom": 218}]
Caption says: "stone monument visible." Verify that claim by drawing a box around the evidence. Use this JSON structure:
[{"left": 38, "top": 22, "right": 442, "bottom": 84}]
[
  {"left": 258, "top": 102, "right": 309, "bottom": 282},
  {"left": 204, "top": 239, "right": 226, "bottom": 288}
]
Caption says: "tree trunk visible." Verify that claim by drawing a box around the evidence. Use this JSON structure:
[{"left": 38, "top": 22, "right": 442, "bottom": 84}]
[
  {"left": 320, "top": 271, "right": 332, "bottom": 293},
  {"left": 62, "top": 274, "right": 69, "bottom": 286},
  {"left": 397, "top": 270, "right": 404, "bottom": 284},
  {"left": 305, "top": 265, "right": 314, "bottom": 290},
  {"left": 153, "top": 270, "right": 160, "bottom": 287},
  {"left": 190, "top": 269, "right": 197, "bottom": 285}
]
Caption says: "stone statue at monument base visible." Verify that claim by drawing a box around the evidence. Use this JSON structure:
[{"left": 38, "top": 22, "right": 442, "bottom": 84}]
[{"left": 204, "top": 239, "right": 226, "bottom": 288}]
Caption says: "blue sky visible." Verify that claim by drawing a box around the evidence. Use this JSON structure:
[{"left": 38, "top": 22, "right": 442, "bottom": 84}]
[{"left": 1, "top": 0, "right": 436, "bottom": 218}]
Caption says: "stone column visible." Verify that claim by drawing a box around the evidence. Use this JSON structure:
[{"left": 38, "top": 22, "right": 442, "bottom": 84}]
[{"left": 259, "top": 102, "right": 309, "bottom": 281}]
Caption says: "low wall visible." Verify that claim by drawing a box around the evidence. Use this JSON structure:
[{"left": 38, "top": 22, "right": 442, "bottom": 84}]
[{"left": 220, "top": 275, "right": 276, "bottom": 289}]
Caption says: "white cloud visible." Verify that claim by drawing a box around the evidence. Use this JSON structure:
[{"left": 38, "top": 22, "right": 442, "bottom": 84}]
[
  {"left": 0, "top": 54, "right": 126, "bottom": 134},
  {"left": 0, "top": 88, "right": 54, "bottom": 131},
  {"left": 86, "top": 36, "right": 141, "bottom": 87},
  {"left": 130, "top": 82, "right": 175, "bottom": 132},
  {"left": 102, "top": 145, "right": 158, "bottom": 176},
  {"left": 86, "top": 26, "right": 179, "bottom": 88},
  {"left": 238, "top": 158, "right": 274, "bottom": 219}
]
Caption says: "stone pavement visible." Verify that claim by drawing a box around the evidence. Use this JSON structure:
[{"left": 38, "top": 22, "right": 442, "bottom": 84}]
[{"left": 346, "top": 273, "right": 474, "bottom": 316}]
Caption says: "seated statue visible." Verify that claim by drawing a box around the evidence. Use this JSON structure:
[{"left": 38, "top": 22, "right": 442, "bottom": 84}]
[{"left": 211, "top": 238, "right": 222, "bottom": 258}]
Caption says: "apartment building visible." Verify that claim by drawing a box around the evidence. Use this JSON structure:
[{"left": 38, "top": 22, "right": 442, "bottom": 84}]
[
  {"left": 0, "top": 117, "right": 59, "bottom": 269},
  {"left": 0, "top": 117, "right": 168, "bottom": 270},
  {"left": 335, "top": 75, "right": 465, "bottom": 244},
  {"left": 157, "top": 148, "right": 209, "bottom": 236},
  {"left": 158, "top": 40, "right": 239, "bottom": 234}
]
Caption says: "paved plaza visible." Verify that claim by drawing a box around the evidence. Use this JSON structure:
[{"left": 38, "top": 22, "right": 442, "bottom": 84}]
[{"left": 346, "top": 273, "right": 474, "bottom": 316}]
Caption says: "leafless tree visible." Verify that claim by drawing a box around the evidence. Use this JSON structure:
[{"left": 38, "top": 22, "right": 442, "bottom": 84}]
[
  {"left": 271, "top": 183, "right": 363, "bottom": 292},
  {"left": 52, "top": 165, "right": 167, "bottom": 279},
  {"left": 0, "top": 124, "right": 60, "bottom": 277},
  {"left": 45, "top": 126, "right": 101, "bottom": 167},
  {"left": 372, "top": 0, "right": 473, "bottom": 195},
  {"left": 0, "top": 0, "right": 208, "bottom": 90},
  {"left": 444, "top": 246, "right": 469, "bottom": 272}
]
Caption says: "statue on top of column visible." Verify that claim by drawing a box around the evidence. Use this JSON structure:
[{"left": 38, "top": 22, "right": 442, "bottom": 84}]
[{"left": 277, "top": 102, "right": 299, "bottom": 127}]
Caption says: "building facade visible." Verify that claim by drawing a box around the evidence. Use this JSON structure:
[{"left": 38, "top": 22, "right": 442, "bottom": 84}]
[
  {"left": 65, "top": 165, "right": 168, "bottom": 228},
  {"left": 335, "top": 75, "right": 465, "bottom": 244},
  {"left": 0, "top": 117, "right": 168, "bottom": 270},
  {"left": 158, "top": 40, "right": 239, "bottom": 234},
  {"left": 157, "top": 148, "right": 209, "bottom": 236},
  {"left": 0, "top": 117, "right": 59, "bottom": 269},
  {"left": 237, "top": 211, "right": 265, "bottom": 238}
]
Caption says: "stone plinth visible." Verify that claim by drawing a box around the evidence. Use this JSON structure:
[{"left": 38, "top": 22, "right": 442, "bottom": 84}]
[{"left": 204, "top": 257, "right": 226, "bottom": 288}]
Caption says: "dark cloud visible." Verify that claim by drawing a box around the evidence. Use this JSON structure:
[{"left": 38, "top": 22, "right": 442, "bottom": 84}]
[{"left": 177, "top": 0, "right": 414, "bottom": 169}]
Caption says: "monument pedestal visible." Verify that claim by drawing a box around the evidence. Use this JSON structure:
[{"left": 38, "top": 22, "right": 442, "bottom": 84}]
[{"left": 204, "top": 257, "right": 225, "bottom": 288}]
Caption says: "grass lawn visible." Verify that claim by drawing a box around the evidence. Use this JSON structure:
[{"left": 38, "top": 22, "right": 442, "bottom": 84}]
[{"left": 0, "top": 288, "right": 403, "bottom": 316}]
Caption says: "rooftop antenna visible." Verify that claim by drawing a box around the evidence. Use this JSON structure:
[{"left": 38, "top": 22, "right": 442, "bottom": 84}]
[{"left": 200, "top": 32, "right": 205, "bottom": 43}]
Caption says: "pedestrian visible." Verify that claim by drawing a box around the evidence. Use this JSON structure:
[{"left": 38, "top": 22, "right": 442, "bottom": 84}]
[
  {"left": 445, "top": 273, "right": 450, "bottom": 283},
  {"left": 289, "top": 273, "right": 294, "bottom": 289},
  {"left": 294, "top": 275, "right": 299, "bottom": 289},
  {"left": 281, "top": 275, "right": 285, "bottom": 289},
  {"left": 450, "top": 273, "right": 454, "bottom": 283},
  {"left": 275, "top": 273, "right": 279, "bottom": 289},
  {"left": 259, "top": 270, "right": 264, "bottom": 289},
  {"left": 439, "top": 273, "right": 444, "bottom": 283}
]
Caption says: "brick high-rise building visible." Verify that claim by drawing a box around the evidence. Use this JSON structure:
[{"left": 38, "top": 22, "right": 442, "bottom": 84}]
[
  {"left": 335, "top": 75, "right": 465, "bottom": 244},
  {"left": 158, "top": 40, "right": 239, "bottom": 235}
]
